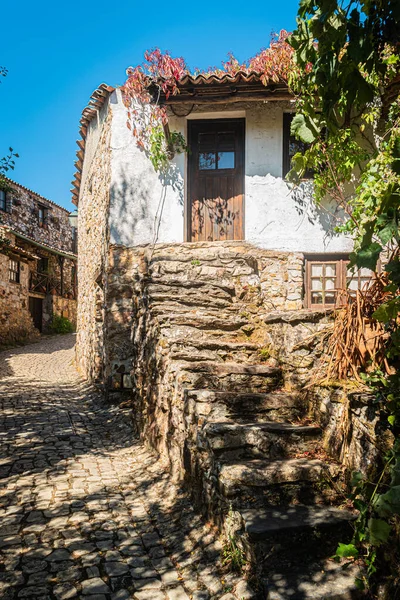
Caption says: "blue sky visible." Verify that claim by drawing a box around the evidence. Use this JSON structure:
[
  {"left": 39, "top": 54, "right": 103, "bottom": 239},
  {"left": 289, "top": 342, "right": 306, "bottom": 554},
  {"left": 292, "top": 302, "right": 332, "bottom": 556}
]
[{"left": 0, "top": 0, "right": 300, "bottom": 211}]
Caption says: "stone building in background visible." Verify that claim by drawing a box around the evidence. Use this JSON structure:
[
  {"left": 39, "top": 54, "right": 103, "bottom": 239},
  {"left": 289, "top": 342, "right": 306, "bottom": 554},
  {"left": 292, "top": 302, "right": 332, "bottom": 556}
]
[{"left": 0, "top": 178, "right": 77, "bottom": 347}]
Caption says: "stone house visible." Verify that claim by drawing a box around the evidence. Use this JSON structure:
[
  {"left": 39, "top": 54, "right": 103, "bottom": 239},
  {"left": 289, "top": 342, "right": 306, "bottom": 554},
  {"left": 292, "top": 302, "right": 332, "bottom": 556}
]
[
  {"left": 0, "top": 178, "right": 77, "bottom": 346},
  {"left": 74, "top": 76, "right": 372, "bottom": 383},
  {"left": 73, "top": 74, "right": 383, "bottom": 596}
]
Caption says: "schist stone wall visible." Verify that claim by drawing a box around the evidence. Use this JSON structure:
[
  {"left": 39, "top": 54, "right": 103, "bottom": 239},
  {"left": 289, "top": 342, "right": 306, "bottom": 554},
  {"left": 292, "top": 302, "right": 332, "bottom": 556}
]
[
  {"left": 0, "top": 229, "right": 77, "bottom": 345},
  {"left": 76, "top": 110, "right": 112, "bottom": 381},
  {"left": 98, "top": 243, "right": 383, "bottom": 487},
  {"left": 0, "top": 179, "right": 77, "bottom": 345},
  {"left": 0, "top": 179, "right": 76, "bottom": 254},
  {"left": 77, "top": 241, "right": 305, "bottom": 388},
  {"left": 0, "top": 245, "right": 38, "bottom": 347}
]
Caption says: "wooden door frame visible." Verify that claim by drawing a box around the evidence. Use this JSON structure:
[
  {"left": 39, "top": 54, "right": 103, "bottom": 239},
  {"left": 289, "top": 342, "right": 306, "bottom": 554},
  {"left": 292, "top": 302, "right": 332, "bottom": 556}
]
[{"left": 185, "top": 118, "right": 245, "bottom": 242}]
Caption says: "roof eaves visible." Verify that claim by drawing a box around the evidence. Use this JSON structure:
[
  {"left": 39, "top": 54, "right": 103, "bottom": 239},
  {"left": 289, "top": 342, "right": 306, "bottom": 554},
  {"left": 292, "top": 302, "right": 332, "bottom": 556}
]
[
  {"left": 154, "top": 71, "right": 291, "bottom": 104},
  {"left": 1, "top": 225, "right": 77, "bottom": 260}
]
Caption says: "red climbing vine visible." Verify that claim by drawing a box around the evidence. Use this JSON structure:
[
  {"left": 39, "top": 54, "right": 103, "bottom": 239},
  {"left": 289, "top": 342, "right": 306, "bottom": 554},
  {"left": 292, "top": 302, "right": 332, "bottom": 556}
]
[{"left": 121, "top": 30, "right": 295, "bottom": 171}]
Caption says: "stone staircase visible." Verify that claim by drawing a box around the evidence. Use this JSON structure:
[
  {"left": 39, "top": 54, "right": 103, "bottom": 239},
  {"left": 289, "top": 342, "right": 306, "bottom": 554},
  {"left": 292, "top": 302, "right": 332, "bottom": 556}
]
[{"left": 131, "top": 243, "right": 362, "bottom": 599}]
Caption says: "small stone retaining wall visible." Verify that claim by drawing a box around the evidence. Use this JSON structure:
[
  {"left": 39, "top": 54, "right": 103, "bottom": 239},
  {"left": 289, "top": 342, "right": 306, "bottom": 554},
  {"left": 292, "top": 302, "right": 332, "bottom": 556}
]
[
  {"left": 92, "top": 241, "right": 305, "bottom": 390},
  {"left": 261, "top": 309, "right": 391, "bottom": 475}
]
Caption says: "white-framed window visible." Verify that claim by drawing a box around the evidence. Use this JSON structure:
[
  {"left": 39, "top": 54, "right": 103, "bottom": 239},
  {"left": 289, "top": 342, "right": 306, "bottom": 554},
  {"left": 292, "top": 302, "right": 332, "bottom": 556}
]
[{"left": 305, "top": 256, "right": 375, "bottom": 308}]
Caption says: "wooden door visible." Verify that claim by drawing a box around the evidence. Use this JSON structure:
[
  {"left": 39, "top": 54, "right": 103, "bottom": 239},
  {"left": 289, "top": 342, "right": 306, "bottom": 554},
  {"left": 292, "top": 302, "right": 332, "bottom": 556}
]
[
  {"left": 188, "top": 119, "right": 245, "bottom": 241},
  {"left": 29, "top": 296, "right": 43, "bottom": 332}
]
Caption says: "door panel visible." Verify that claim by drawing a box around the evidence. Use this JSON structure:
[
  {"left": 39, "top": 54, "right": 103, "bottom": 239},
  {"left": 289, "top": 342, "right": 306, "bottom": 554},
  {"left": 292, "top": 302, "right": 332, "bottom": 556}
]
[
  {"left": 29, "top": 296, "right": 43, "bottom": 332},
  {"left": 188, "top": 119, "right": 245, "bottom": 242}
]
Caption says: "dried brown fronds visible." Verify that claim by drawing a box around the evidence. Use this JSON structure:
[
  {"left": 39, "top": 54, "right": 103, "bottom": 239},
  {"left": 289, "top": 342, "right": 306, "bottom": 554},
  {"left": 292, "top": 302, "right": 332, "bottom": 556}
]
[{"left": 317, "top": 273, "right": 392, "bottom": 384}]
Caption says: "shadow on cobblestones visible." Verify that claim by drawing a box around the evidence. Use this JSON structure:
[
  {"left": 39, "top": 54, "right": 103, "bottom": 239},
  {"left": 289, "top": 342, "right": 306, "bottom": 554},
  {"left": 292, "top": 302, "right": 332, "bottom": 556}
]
[{"left": 0, "top": 335, "right": 251, "bottom": 600}]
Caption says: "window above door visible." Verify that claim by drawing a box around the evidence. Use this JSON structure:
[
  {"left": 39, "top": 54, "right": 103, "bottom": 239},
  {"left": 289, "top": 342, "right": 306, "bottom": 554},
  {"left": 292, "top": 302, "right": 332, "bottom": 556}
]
[{"left": 198, "top": 131, "right": 236, "bottom": 171}]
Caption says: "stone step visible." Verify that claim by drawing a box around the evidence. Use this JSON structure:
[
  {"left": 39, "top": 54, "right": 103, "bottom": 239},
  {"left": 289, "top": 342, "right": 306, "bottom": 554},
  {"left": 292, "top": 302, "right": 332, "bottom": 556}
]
[
  {"left": 153, "top": 311, "right": 248, "bottom": 332},
  {"left": 169, "top": 337, "right": 260, "bottom": 353},
  {"left": 169, "top": 338, "right": 261, "bottom": 364},
  {"left": 149, "top": 247, "right": 258, "bottom": 269},
  {"left": 219, "top": 458, "right": 337, "bottom": 497},
  {"left": 147, "top": 280, "right": 235, "bottom": 309},
  {"left": 149, "top": 293, "right": 232, "bottom": 310},
  {"left": 202, "top": 421, "right": 321, "bottom": 459},
  {"left": 184, "top": 390, "right": 304, "bottom": 424},
  {"left": 150, "top": 259, "right": 256, "bottom": 281},
  {"left": 240, "top": 504, "right": 356, "bottom": 541},
  {"left": 176, "top": 361, "right": 282, "bottom": 393},
  {"left": 147, "top": 277, "right": 236, "bottom": 298}
]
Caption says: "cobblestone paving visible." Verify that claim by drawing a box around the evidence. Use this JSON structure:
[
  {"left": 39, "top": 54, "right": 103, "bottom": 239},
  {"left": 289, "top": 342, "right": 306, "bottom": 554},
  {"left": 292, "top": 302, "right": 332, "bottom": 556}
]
[{"left": 0, "top": 335, "right": 253, "bottom": 600}]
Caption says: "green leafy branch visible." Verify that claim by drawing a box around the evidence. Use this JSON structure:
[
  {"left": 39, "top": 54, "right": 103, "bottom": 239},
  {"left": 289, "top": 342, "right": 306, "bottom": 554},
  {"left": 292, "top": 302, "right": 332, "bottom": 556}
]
[
  {"left": 148, "top": 125, "right": 188, "bottom": 174},
  {"left": 288, "top": 0, "right": 400, "bottom": 593}
]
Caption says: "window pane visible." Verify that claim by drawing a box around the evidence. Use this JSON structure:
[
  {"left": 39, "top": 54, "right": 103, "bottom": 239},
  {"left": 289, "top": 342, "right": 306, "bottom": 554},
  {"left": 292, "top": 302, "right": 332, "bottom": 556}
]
[
  {"left": 325, "top": 292, "right": 336, "bottom": 304},
  {"left": 311, "top": 292, "right": 323, "bottom": 304},
  {"left": 325, "top": 264, "right": 336, "bottom": 276},
  {"left": 311, "top": 264, "right": 323, "bottom": 277},
  {"left": 360, "top": 277, "right": 371, "bottom": 290},
  {"left": 199, "top": 152, "right": 217, "bottom": 170},
  {"left": 198, "top": 133, "right": 216, "bottom": 152},
  {"left": 0, "top": 190, "right": 5, "bottom": 210},
  {"left": 218, "top": 152, "right": 235, "bottom": 169},
  {"left": 360, "top": 268, "right": 373, "bottom": 277},
  {"left": 217, "top": 132, "right": 235, "bottom": 150},
  {"left": 325, "top": 278, "right": 336, "bottom": 290},
  {"left": 347, "top": 278, "right": 359, "bottom": 291},
  {"left": 311, "top": 278, "right": 323, "bottom": 291},
  {"left": 9, "top": 259, "right": 20, "bottom": 283}
]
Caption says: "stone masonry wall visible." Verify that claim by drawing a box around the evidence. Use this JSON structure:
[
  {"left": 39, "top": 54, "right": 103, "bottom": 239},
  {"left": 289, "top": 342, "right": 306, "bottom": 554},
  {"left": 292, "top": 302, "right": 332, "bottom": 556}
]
[
  {"left": 77, "top": 238, "right": 389, "bottom": 499},
  {"left": 76, "top": 110, "right": 112, "bottom": 381},
  {"left": 105, "top": 245, "right": 147, "bottom": 391},
  {"left": 309, "top": 388, "right": 393, "bottom": 476},
  {"left": 0, "top": 178, "right": 75, "bottom": 253},
  {"left": 0, "top": 246, "right": 39, "bottom": 348},
  {"left": 102, "top": 242, "right": 304, "bottom": 393},
  {"left": 52, "top": 296, "right": 77, "bottom": 328},
  {"left": 0, "top": 226, "right": 77, "bottom": 343},
  {"left": 261, "top": 311, "right": 390, "bottom": 475}
]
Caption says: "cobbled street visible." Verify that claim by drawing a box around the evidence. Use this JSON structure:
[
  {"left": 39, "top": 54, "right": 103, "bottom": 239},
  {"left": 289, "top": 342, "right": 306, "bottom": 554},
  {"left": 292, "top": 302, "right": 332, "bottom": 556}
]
[{"left": 0, "top": 335, "right": 250, "bottom": 600}]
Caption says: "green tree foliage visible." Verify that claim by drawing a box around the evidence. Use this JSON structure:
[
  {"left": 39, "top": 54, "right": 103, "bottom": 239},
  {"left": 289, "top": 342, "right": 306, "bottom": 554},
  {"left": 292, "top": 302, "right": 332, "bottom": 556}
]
[{"left": 288, "top": 1, "right": 400, "bottom": 592}]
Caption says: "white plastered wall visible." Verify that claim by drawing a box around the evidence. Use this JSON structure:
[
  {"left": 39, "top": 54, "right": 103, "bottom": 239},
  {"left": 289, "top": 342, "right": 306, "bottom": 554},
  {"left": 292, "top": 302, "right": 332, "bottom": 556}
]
[
  {"left": 108, "top": 89, "right": 353, "bottom": 253},
  {"left": 108, "top": 89, "right": 184, "bottom": 246}
]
